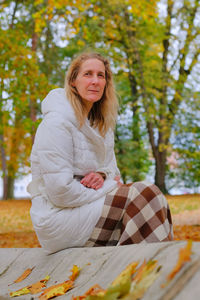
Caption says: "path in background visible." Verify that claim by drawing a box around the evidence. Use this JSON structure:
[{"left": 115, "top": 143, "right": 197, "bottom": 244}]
[
  {"left": 172, "top": 209, "right": 200, "bottom": 225},
  {"left": 168, "top": 194, "right": 200, "bottom": 241}
]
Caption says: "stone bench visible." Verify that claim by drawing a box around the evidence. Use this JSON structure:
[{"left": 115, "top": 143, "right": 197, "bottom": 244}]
[{"left": 1, "top": 241, "right": 200, "bottom": 299}]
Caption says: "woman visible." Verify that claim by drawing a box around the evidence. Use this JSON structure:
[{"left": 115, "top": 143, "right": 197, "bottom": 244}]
[{"left": 27, "top": 52, "right": 173, "bottom": 254}]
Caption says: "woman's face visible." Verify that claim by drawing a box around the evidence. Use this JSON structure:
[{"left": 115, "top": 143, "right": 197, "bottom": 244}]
[{"left": 73, "top": 58, "right": 106, "bottom": 110}]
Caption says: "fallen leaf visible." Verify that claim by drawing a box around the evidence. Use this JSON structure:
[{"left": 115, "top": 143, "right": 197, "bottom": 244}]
[
  {"left": 2, "top": 198, "right": 200, "bottom": 248},
  {"left": 106, "top": 261, "right": 138, "bottom": 297},
  {"left": 71, "top": 260, "right": 161, "bottom": 300},
  {"left": 13, "top": 267, "right": 34, "bottom": 283},
  {"left": 173, "top": 225, "right": 200, "bottom": 241},
  {"left": 9, "top": 275, "right": 50, "bottom": 297},
  {"left": 75, "top": 262, "right": 138, "bottom": 300},
  {"left": 69, "top": 265, "right": 81, "bottom": 281},
  {"left": 28, "top": 275, "right": 50, "bottom": 294},
  {"left": 124, "top": 260, "right": 161, "bottom": 299},
  {"left": 133, "top": 260, "right": 146, "bottom": 283},
  {"left": 39, "top": 280, "right": 74, "bottom": 300},
  {"left": 72, "top": 284, "right": 105, "bottom": 299},
  {"left": 87, "top": 291, "right": 120, "bottom": 300},
  {"left": 10, "top": 287, "right": 30, "bottom": 297},
  {"left": 162, "top": 240, "right": 193, "bottom": 287}
]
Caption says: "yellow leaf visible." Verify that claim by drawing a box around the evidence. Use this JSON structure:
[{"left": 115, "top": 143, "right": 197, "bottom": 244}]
[
  {"left": 69, "top": 265, "right": 81, "bottom": 281},
  {"left": 10, "top": 275, "right": 50, "bottom": 297},
  {"left": 123, "top": 260, "right": 161, "bottom": 300},
  {"left": 106, "top": 261, "right": 138, "bottom": 297},
  {"left": 10, "top": 287, "right": 30, "bottom": 297},
  {"left": 39, "top": 280, "right": 74, "bottom": 300}
]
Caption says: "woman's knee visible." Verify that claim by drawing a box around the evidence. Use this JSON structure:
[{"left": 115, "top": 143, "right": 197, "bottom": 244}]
[{"left": 129, "top": 181, "right": 169, "bottom": 210}]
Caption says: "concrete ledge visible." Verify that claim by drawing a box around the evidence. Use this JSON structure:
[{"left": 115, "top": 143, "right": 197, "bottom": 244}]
[{"left": 0, "top": 241, "right": 200, "bottom": 299}]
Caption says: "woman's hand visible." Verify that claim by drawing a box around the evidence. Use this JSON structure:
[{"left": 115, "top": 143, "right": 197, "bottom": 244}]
[
  {"left": 80, "top": 172, "right": 105, "bottom": 190},
  {"left": 114, "top": 175, "right": 123, "bottom": 187}
]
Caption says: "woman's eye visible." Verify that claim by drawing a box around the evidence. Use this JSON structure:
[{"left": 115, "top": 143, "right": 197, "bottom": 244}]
[{"left": 98, "top": 74, "right": 105, "bottom": 78}]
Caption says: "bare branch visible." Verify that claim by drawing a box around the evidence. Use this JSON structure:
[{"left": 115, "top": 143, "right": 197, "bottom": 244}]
[
  {"left": 10, "top": 0, "right": 19, "bottom": 29},
  {"left": 168, "top": 0, "right": 199, "bottom": 117}
]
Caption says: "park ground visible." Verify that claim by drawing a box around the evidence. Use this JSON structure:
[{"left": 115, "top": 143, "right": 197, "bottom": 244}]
[{"left": 0, "top": 194, "right": 200, "bottom": 248}]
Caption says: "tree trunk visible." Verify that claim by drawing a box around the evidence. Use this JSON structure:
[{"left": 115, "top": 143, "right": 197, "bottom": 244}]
[
  {"left": 2, "top": 171, "right": 15, "bottom": 200},
  {"left": 154, "top": 151, "right": 168, "bottom": 194},
  {"left": 1, "top": 161, "right": 14, "bottom": 200},
  {"left": 0, "top": 134, "right": 8, "bottom": 200},
  {"left": 5, "top": 176, "right": 14, "bottom": 199},
  {"left": 147, "top": 121, "right": 168, "bottom": 193},
  {"left": 2, "top": 176, "right": 8, "bottom": 200}
]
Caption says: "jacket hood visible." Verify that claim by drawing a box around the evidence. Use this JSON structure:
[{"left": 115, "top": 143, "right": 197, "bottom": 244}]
[{"left": 41, "top": 88, "right": 77, "bottom": 125}]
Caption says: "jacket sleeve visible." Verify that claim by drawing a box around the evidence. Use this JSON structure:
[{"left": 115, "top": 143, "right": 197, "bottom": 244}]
[{"left": 32, "top": 114, "right": 117, "bottom": 208}]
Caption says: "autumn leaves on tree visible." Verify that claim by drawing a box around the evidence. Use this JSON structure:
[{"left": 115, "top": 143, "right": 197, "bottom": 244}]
[{"left": 0, "top": 0, "right": 200, "bottom": 198}]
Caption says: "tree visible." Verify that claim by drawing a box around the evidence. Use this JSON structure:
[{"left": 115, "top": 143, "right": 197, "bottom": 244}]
[
  {"left": 0, "top": 0, "right": 51, "bottom": 199},
  {"left": 114, "top": 71, "right": 152, "bottom": 183},
  {"left": 145, "top": 0, "right": 200, "bottom": 192},
  {"left": 0, "top": 0, "right": 81, "bottom": 198},
  {"left": 1, "top": 0, "right": 199, "bottom": 196},
  {"left": 62, "top": 0, "right": 155, "bottom": 182},
  {"left": 66, "top": 0, "right": 200, "bottom": 193}
]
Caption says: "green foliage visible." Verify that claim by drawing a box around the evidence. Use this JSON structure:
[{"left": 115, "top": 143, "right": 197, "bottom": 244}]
[
  {"left": 0, "top": 25, "right": 49, "bottom": 176},
  {"left": 1, "top": 0, "right": 200, "bottom": 197},
  {"left": 0, "top": 2, "right": 52, "bottom": 198},
  {"left": 168, "top": 92, "right": 200, "bottom": 189}
]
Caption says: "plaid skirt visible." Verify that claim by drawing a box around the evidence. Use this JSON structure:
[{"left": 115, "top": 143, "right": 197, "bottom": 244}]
[{"left": 85, "top": 182, "right": 173, "bottom": 247}]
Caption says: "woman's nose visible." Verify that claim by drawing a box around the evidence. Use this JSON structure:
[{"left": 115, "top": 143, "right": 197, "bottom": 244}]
[{"left": 91, "top": 75, "right": 99, "bottom": 84}]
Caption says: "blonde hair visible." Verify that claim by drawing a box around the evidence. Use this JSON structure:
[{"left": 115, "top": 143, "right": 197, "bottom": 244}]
[{"left": 65, "top": 52, "right": 118, "bottom": 137}]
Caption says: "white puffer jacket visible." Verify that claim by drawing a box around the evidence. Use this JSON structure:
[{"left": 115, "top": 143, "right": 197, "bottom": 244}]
[{"left": 27, "top": 88, "right": 120, "bottom": 254}]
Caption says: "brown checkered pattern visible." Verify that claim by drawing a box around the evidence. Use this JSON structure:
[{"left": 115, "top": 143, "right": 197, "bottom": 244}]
[{"left": 85, "top": 182, "right": 173, "bottom": 247}]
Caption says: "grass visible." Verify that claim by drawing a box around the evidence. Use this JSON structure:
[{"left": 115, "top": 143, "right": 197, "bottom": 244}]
[
  {"left": 0, "top": 199, "right": 33, "bottom": 233},
  {"left": 0, "top": 199, "right": 40, "bottom": 248},
  {"left": 166, "top": 194, "right": 200, "bottom": 215}
]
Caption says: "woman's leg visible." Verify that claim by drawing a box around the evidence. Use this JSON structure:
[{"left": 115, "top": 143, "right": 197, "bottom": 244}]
[
  {"left": 85, "top": 181, "right": 173, "bottom": 247},
  {"left": 118, "top": 182, "right": 173, "bottom": 245}
]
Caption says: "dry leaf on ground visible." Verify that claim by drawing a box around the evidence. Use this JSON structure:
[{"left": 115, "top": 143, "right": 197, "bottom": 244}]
[
  {"left": 107, "top": 261, "right": 138, "bottom": 298},
  {"left": 71, "top": 260, "right": 161, "bottom": 300},
  {"left": 1, "top": 199, "right": 200, "bottom": 248},
  {"left": 69, "top": 265, "right": 81, "bottom": 281},
  {"left": 162, "top": 240, "right": 192, "bottom": 287},
  {"left": 124, "top": 260, "right": 161, "bottom": 300},
  {"left": 9, "top": 287, "right": 30, "bottom": 297},
  {"left": 39, "top": 280, "right": 74, "bottom": 300},
  {"left": 10, "top": 275, "right": 50, "bottom": 297},
  {"left": 9, "top": 264, "right": 81, "bottom": 299},
  {"left": 72, "top": 284, "right": 105, "bottom": 299},
  {"left": 28, "top": 276, "right": 50, "bottom": 294},
  {"left": 39, "top": 264, "right": 81, "bottom": 299},
  {"left": 8, "top": 267, "right": 34, "bottom": 285},
  {"left": 167, "top": 240, "right": 192, "bottom": 281}
]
